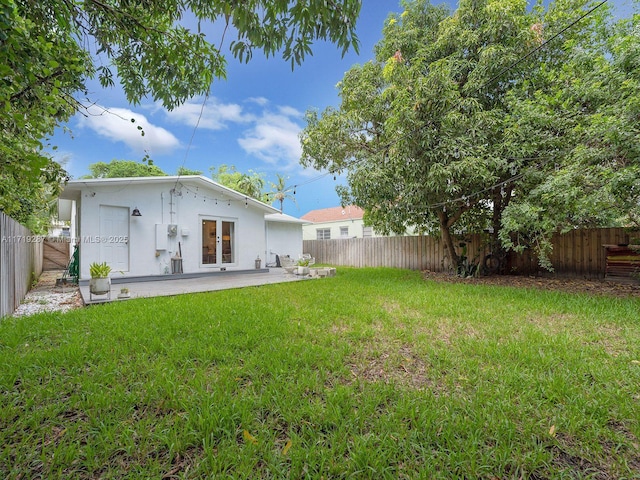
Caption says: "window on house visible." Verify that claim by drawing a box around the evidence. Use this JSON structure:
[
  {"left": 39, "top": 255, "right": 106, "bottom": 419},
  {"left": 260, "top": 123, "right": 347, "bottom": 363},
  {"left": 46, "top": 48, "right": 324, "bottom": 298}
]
[
  {"left": 340, "top": 226, "right": 349, "bottom": 238},
  {"left": 363, "top": 226, "right": 373, "bottom": 238},
  {"left": 316, "top": 228, "right": 331, "bottom": 240}
]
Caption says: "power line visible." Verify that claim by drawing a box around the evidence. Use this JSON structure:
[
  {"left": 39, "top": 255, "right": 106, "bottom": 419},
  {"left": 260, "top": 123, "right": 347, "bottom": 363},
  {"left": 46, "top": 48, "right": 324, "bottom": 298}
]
[{"left": 173, "top": 19, "right": 231, "bottom": 191}]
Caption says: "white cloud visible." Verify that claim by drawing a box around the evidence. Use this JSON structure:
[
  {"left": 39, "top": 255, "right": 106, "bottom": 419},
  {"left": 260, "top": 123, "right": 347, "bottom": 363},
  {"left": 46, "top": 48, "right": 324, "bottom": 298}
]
[
  {"left": 277, "top": 105, "right": 302, "bottom": 118},
  {"left": 78, "top": 105, "right": 179, "bottom": 155},
  {"left": 247, "top": 97, "right": 269, "bottom": 107},
  {"left": 237, "top": 109, "right": 303, "bottom": 170},
  {"left": 161, "top": 96, "right": 254, "bottom": 130}
]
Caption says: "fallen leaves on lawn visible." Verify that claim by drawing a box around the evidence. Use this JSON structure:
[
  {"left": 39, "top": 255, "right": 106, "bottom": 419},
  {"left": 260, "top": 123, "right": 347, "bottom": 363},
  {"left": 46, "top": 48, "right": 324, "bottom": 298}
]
[{"left": 242, "top": 430, "right": 258, "bottom": 445}]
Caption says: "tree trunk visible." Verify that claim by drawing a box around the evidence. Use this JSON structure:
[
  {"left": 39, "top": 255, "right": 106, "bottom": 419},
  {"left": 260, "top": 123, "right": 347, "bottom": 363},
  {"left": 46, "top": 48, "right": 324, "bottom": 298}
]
[
  {"left": 492, "top": 185, "right": 513, "bottom": 256},
  {"left": 437, "top": 210, "right": 459, "bottom": 270}
]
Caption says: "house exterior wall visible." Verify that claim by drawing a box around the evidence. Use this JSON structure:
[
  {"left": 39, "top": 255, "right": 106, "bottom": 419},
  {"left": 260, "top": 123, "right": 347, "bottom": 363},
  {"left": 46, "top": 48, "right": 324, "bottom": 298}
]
[
  {"left": 302, "top": 220, "right": 418, "bottom": 240},
  {"left": 303, "top": 219, "right": 388, "bottom": 240},
  {"left": 265, "top": 221, "right": 304, "bottom": 266},
  {"left": 73, "top": 180, "right": 271, "bottom": 279}
]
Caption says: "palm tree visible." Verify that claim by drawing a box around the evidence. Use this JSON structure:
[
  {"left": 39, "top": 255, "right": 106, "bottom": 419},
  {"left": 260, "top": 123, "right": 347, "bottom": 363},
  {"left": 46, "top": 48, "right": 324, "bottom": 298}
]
[{"left": 269, "top": 174, "right": 297, "bottom": 212}]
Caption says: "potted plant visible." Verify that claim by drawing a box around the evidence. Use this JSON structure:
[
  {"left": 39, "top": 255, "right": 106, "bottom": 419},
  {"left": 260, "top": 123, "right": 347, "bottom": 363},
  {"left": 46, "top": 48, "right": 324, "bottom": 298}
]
[
  {"left": 118, "top": 287, "right": 130, "bottom": 299},
  {"left": 89, "top": 262, "right": 111, "bottom": 295},
  {"left": 296, "top": 258, "right": 310, "bottom": 276}
]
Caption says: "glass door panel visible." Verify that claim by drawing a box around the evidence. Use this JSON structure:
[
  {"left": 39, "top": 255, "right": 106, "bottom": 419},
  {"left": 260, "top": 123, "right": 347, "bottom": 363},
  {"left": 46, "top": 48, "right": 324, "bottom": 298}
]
[
  {"left": 202, "top": 220, "right": 217, "bottom": 264},
  {"left": 221, "top": 221, "right": 234, "bottom": 264}
]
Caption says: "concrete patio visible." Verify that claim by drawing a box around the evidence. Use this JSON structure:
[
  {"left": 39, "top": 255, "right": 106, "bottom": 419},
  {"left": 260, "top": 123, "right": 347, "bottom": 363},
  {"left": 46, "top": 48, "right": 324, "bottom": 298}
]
[{"left": 79, "top": 268, "right": 308, "bottom": 304}]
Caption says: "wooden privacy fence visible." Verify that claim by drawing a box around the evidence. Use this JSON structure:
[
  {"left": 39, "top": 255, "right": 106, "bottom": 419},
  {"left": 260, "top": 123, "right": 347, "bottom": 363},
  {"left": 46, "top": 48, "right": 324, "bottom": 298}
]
[
  {"left": 0, "top": 212, "right": 44, "bottom": 318},
  {"left": 303, "top": 227, "right": 634, "bottom": 279}
]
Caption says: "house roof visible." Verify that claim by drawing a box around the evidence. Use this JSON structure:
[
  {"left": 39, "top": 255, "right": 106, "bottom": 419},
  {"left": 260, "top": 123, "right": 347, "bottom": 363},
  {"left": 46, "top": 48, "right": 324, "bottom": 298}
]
[
  {"left": 300, "top": 205, "right": 364, "bottom": 224},
  {"left": 265, "top": 212, "right": 306, "bottom": 224},
  {"left": 59, "top": 175, "right": 281, "bottom": 214}
]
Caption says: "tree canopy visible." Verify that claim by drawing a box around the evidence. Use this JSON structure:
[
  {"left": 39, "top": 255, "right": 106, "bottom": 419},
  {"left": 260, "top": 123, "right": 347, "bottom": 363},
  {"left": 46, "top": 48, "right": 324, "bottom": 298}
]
[
  {"left": 81, "top": 160, "right": 282, "bottom": 204},
  {"left": 268, "top": 174, "right": 297, "bottom": 212},
  {"left": 300, "top": 0, "right": 639, "bottom": 270},
  {"left": 0, "top": 0, "right": 88, "bottom": 229},
  {"left": 82, "top": 160, "right": 168, "bottom": 179},
  {"left": 498, "top": 7, "right": 640, "bottom": 267},
  {"left": 2, "top": 0, "right": 362, "bottom": 229},
  {"left": 210, "top": 165, "right": 267, "bottom": 202},
  {"left": 19, "top": 0, "right": 362, "bottom": 110}
]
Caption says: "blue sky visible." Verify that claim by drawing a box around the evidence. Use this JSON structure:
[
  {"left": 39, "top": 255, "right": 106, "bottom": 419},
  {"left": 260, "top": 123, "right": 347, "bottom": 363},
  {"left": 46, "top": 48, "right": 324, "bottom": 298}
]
[{"left": 51, "top": 0, "right": 634, "bottom": 217}]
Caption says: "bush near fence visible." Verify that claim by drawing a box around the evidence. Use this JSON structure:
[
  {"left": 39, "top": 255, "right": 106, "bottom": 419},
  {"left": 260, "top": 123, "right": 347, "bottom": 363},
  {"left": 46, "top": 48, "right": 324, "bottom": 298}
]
[
  {"left": 304, "top": 227, "right": 634, "bottom": 280},
  {"left": 1, "top": 212, "right": 44, "bottom": 318}
]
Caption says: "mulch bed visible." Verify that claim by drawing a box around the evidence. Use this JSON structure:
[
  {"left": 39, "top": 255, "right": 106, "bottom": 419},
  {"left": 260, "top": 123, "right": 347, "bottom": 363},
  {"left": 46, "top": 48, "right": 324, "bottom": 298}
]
[{"left": 423, "top": 271, "right": 640, "bottom": 298}]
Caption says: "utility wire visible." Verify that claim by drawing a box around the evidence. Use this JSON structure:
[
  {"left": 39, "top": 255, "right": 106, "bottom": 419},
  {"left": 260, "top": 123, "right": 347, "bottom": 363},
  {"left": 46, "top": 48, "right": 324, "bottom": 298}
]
[{"left": 173, "top": 19, "right": 231, "bottom": 191}]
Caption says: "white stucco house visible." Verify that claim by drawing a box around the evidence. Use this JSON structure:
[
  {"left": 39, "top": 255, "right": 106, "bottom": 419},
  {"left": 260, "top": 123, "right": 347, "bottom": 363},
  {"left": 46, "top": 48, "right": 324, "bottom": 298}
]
[
  {"left": 58, "top": 176, "right": 304, "bottom": 279},
  {"left": 301, "top": 205, "right": 416, "bottom": 240},
  {"left": 301, "top": 205, "right": 369, "bottom": 240}
]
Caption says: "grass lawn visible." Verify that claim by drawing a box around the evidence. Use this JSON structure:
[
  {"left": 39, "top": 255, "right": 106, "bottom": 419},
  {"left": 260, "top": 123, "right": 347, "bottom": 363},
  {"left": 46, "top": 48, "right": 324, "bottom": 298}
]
[{"left": 1, "top": 267, "right": 639, "bottom": 479}]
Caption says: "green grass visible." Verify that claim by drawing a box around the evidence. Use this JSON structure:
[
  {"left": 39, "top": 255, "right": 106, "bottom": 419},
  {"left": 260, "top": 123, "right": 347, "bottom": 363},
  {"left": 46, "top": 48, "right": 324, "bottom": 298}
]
[{"left": 1, "top": 267, "right": 639, "bottom": 479}]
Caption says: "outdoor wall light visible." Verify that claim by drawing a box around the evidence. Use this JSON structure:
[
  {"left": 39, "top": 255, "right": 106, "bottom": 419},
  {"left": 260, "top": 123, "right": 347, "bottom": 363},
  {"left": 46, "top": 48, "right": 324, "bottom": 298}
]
[{"left": 131, "top": 207, "right": 142, "bottom": 217}]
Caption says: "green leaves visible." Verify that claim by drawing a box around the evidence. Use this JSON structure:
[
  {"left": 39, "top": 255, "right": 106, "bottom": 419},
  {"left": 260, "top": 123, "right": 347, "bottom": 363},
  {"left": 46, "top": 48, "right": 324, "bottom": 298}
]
[
  {"left": 210, "top": 164, "right": 267, "bottom": 201},
  {"left": 0, "top": 0, "right": 87, "bottom": 228},
  {"left": 499, "top": 7, "right": 640, "bottom": 266},
  {"left": 82, "top": 160, "right": 168, "bottom": 179},
  {"left": 226, "top": 0, "right": 361, "bottom": 70}
]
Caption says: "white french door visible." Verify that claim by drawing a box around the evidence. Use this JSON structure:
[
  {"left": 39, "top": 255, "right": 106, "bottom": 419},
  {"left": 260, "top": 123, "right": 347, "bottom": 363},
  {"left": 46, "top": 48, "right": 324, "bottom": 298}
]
[{"left": 202, "top": 218, "right": 235, "bottom": 265}]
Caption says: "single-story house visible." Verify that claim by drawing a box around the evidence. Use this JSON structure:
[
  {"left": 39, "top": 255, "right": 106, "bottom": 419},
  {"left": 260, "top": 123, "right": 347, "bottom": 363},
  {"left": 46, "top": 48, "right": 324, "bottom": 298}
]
[
  {"left": 58, "top": 175, "right": 304, "bottom": 279},
  {"left": 301, "top": 205, "right": 370, "bottom": 240},
  {"left": 301, "top": 205, "right": 416, "bottom": 240}
]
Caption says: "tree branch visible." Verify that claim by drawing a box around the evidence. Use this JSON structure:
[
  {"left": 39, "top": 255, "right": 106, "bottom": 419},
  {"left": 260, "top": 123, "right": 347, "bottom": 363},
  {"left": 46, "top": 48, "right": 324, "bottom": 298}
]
[{"left": 10, "top": 69, "right": 67, "bottom": 104}]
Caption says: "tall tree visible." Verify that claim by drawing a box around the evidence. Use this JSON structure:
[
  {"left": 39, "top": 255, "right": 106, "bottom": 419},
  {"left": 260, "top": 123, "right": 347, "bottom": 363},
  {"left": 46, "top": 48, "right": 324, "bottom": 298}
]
[
  {"left": 499, "top": 7, "right": 640, "bottom": 267},
  {"left": 210, "top": 165, "right": 266, "bottom": 201},
  {"left": 0, "top": 0, "right": 88, "bottom": 229},
  {"left": 268, "top": 174, "right": 297, "bottom": 212},
  {"left": 301, "top": 0, "right": 539, "bottom": 268}
]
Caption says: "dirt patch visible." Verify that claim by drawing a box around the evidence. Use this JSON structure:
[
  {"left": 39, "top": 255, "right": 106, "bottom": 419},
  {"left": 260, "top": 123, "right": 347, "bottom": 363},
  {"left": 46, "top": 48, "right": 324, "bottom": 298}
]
[
  {"left": 346, "top": 339, "right": 435, "bottom": 390},
  {"left": 423, "top": 271, "right": 640, "bottom": 298},
  {"left": 544, "top": 427, "right": 640, "bottom": 480}
]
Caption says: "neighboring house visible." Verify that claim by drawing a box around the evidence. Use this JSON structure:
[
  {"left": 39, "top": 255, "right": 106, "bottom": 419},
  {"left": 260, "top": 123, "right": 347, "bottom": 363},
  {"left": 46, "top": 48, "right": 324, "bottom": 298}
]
[
  {"left": 301, "top": 205, "right": 416, "bottom": 240},
  {"left": 59, "top": 176, "right": 304, "bottom": 279},
  {"left": 48, "top": 219, "right": 71, "bottom": 238},
  {"left": 301, "top": 205, "right": 376, "bottom": 240}
]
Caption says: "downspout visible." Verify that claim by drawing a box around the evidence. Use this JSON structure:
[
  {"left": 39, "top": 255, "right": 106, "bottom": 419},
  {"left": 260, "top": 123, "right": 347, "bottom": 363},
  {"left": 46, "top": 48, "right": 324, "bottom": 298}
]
[
  {"left": 160, "top": 192, "right": 164, "bottom": 224},
  {"left": 169, "top": 189, "right": 176, "bottom": 225}
]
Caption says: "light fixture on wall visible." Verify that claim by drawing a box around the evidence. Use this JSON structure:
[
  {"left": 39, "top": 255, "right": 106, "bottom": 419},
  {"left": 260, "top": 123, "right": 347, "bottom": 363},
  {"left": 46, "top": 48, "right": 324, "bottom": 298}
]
[{"left": 131, "top": 207, "right": 142, "bottom": 217}]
